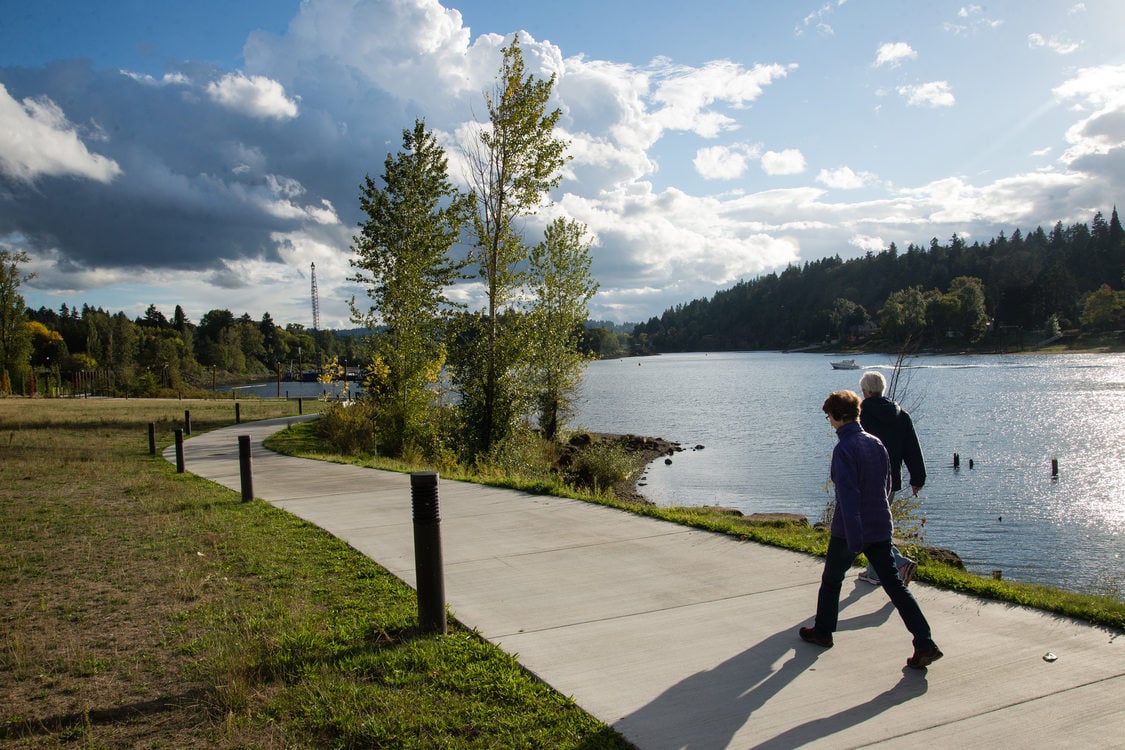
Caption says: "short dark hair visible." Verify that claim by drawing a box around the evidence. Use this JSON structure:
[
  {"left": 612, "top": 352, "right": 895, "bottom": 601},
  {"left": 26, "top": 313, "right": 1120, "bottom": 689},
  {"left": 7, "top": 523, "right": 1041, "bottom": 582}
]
[{"left": 823, "top": 390, "right": 861, "bottom": 422}]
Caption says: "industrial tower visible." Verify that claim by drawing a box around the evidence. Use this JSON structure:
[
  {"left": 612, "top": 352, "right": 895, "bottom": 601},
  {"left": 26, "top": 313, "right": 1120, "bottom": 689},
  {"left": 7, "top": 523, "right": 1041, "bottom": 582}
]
[{"left": 310, "top": 262, "right": 321, "bottom": 334}]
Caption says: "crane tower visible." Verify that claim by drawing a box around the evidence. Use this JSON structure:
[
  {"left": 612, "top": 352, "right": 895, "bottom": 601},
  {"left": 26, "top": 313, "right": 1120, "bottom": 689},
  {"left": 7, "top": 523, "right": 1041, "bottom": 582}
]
[{"left": 310, "top": 262, "right": 321, "bottom": 333}]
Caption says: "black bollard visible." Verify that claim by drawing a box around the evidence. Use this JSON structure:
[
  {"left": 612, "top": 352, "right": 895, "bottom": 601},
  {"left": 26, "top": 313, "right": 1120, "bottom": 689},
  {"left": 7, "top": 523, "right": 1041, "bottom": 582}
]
[
  {"left": 953, "top": 453, "right": 960, "bottom": 469},
  {"left": 238, "top": 435, "right": 253, "bottom": 502},
  {"left": 174, "top": 428, "right": 185, "bottom": 473},
  {"left": 969, "top": 458, "right": 974, "bottom": 469},
  {"left": 411, "top": 471, "right": 446, "bottom": 635},
  {"left": 148, "top": 422, "right": 156, "bottom": 456},
  {"left": 298, "top": 397, "right": 303, "bottom": 415},
  {"left": 184, "top": 410, "right": 192, "bottom": 435},
  {"left": 1052, "top": 458, "right": 1059, "bottom": 477},
  {"left": 235, "top": 401, "right": 241, "bottom": 424}
]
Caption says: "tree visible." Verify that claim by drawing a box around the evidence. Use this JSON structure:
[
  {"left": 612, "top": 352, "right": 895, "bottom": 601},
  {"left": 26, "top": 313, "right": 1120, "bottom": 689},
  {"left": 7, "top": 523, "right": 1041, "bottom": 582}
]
[
  {"left": 450, "top": 35, "right": 571, "bottom": 458},
  {"left": 350, "top": 119, "right": 471, "bottom": 454},
  {"left": 878, "top": 287, "right": 930, "bottom": 343},
  {"left": 526, "top": 217, "right": 599, "bottom": 440},
  {"left": 454, "top": 35, "right": 569, "bottom": 456},
  {"left": 947, "top": 276, "right": 989, "bottom": 342},
  {"left": 0, "top": 250, "right": 35, "bottom": 392},
  {"left": 1080, "top": 284, "right": 1125, "bottom": 332}
]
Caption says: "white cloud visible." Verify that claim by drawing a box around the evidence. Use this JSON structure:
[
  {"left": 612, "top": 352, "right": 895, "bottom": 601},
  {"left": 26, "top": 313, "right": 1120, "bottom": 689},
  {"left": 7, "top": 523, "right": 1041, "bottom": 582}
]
[
  {"left": 1027, "top": 33, "right": 1081, "bottom": 55},
  {"left": 849, "top": 234, "right": 886, "bottom": 252},
  {"left": 898, "top": 81, "right": 955, "bottom": 107},
  {"left": 944, "top": 5, "right": 1003, "bottom": 34},
  {"left": 650, "top": 60, "right": 796, "bottom": 138},
  {"left": 120, "top": 70, "right": 190, "bottom": 87},
  {"left": 761, "top": 149, "right": 807, "bottom": 175},
  {"left": 206, "top": 73, "right": 299, "bottom": 120},
  {"left": 1053, "top": 64, "right": 1125, "bottom": 166},
  {"left": 817, "top": 166, "right": 876, "bottom": 189},
  {"left": 0, "top": 84, "right": 122, "bottom": 183},
  {"left": 693, "top": 144, "right": 760, "bottom": 180},
  {"left": 874, "top": 42, "right": 917, "bottom": 68},
  {"left": 796, "top": 0, "right": 846, "bottom": 37}
]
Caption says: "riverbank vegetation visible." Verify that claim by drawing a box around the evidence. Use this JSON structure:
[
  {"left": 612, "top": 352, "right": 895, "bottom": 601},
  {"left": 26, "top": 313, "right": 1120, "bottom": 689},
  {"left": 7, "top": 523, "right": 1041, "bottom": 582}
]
[{"left": 0, "top": 399, "right": 629, "bottom": 748}]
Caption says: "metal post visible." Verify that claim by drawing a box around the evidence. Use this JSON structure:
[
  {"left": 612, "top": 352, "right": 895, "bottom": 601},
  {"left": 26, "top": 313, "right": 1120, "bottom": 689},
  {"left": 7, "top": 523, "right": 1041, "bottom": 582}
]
[
  {"left": 184, "top": 410, "right": 191, "bottom": 435},
  {"left": 411, "top": 471, "right": 446, "bottom": 634},
  {"left": 238, "top": 435, "right": 253, "bottom": 502},
  {"left": 298, "top": 397, "right": 303, "bottom": 415},
  {"left": 148, "top": 422, "right": 156, "bottom": 456},
  {"left": 174, "top": 428, "right": 185, "bottom": 473},
  {"left": 235, "top": 401, "right": 241, "bottom": 424}
]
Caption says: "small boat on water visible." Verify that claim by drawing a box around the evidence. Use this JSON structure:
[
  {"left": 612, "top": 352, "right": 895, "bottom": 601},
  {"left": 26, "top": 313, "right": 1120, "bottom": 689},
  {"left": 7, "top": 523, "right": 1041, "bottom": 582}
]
[{"left": 830, "top": 358, "right": 860, "bottom": 370}]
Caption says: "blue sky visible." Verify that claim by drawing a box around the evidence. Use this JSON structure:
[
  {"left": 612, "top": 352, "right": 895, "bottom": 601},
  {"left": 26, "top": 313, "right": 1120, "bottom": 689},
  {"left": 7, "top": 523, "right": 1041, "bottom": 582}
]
[{"left": 2, "top": 0, "right": 1123, "bottom": 328}]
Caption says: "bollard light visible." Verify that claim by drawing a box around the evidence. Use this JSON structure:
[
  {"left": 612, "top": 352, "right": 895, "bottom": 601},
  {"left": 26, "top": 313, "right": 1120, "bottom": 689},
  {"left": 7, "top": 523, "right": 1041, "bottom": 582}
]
[
  {"left": 411, "top": 471, "right": 446, "bottom": 635},
  {"left": 238, "top": 435, "right": 253, "bottom": 501}
]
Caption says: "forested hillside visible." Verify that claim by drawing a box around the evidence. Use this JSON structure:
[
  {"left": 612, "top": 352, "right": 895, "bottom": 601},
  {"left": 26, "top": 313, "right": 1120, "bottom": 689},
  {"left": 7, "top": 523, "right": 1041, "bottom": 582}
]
[{"left": 633, "top": 208, "right": 1125, "bottom": 352}]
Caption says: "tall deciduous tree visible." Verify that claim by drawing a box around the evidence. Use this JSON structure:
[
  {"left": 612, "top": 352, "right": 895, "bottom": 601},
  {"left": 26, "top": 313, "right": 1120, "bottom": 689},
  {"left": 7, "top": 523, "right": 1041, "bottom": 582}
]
[
  {"left": 0, "top": 250, "right": 34, "bottom": 392},
  {"left": 526, "top": 217, "right": 598, "bottom": 440},
  {"left": 455, "top": 34, "right": 568, "bottom": 456},
  {"left": 350, "top": 119, "right": 470, "bottom": 454}
]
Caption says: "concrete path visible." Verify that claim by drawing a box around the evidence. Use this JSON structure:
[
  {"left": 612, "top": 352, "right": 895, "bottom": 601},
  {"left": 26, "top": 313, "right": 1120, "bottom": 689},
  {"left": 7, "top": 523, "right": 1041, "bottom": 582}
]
[{"left": 168, "top": 417, "right": 1125, "bottom": 749}]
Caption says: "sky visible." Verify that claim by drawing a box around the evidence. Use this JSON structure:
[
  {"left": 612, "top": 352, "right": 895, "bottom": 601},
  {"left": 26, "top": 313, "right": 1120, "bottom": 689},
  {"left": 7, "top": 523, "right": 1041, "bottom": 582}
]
[{"left": 1, "top": 1, "right": 1124, "bottom": 329}]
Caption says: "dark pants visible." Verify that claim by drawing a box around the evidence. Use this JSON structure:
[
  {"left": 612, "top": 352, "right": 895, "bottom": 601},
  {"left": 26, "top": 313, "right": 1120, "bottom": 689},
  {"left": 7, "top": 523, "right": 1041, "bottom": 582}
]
[{"left": 815, "top": 536, "right": 936, "bottom": 649}]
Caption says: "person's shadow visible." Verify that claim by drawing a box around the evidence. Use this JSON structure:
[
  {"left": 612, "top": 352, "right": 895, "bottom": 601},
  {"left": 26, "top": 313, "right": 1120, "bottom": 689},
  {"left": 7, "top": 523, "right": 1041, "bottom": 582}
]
[{"left": 609, "top": 581, "right": 911, "bottom": 749}]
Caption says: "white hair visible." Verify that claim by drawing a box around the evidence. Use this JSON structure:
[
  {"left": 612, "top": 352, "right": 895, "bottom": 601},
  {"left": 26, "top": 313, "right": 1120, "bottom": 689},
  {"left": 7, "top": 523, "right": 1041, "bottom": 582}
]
[{"left": 859, "top": 371, "right": 886, "bottom": 396}]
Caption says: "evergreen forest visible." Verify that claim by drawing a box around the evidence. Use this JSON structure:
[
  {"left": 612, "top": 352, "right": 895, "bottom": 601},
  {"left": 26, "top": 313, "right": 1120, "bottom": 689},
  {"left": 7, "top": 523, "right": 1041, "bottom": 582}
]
[{"left": 633, "top": 208, "right": 1125, "bottom": 353}]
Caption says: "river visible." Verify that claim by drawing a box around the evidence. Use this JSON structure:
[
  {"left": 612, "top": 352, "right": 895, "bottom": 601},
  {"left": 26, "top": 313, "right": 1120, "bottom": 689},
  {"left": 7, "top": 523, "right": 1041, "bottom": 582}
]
[{"left": 575, "top": 351, "right": 1125, "bottom": 597}]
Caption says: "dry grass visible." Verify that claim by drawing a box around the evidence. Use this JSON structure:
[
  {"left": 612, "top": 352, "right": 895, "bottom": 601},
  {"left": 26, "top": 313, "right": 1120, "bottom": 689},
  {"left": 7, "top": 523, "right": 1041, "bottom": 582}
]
[
  {"left": 0, "top": 398, "right": 307, "bottom": 747},
  {"left": 0, "top": 398, "right": 627, "bottom": 748}
]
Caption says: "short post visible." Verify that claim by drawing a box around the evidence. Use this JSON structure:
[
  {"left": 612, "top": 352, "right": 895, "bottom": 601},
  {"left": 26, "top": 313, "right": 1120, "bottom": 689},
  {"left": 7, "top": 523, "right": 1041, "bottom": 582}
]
[
  {"left": 174, "top": 428, "right": 185, "bottom": 473},
  {"left": 298, "top": 397, "right": 303, "bottom": 415},
  {"left": 1052, "top": 458, "right": 1059, "bottom": 477},
  {"left": 148, "top": 422, "right": 156, "bottom": 456},
  {"left": 184, "top": 410, "right": 192, "bottom": 435},
  {"left": 238, "top": 435, "right": 253, "bottom": 502},
  {"left": 235, "top": 401, "right": 241, "bottom": 424},
  {"left": 953, "top": 453, "right": 960, "bottom": 469},
  {"left": 411, "top": 471, "right": 446, "bottom": 635}
]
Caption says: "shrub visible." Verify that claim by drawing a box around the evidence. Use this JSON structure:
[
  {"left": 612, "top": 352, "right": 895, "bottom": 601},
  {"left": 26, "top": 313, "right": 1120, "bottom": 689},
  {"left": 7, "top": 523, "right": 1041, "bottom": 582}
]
[
  {"left": 316, "top": 401, "right": 380, "bottom": 455},
  {"left": 567, "top": 440, "right": 634, "bottom": 493}
]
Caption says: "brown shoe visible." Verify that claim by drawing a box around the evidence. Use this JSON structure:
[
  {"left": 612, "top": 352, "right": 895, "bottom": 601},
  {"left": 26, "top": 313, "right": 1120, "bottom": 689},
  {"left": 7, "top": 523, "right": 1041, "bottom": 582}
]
[
  {"left": 906, "top": 644, "right": 943, "bottom": 669},
  {"left": 799, "top": 626, "right": 833, "bottom": 648}
]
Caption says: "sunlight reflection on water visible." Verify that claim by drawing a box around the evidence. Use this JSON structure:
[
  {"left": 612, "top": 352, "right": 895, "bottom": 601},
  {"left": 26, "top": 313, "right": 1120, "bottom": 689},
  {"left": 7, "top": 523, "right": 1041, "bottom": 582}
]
[{"left": 576, "top": 351, "right": 1125, "bottom": 594}]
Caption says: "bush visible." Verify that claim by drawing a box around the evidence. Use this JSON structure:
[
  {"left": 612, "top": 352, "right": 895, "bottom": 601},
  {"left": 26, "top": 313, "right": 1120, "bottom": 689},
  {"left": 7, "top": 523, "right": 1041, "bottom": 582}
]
[
  {"left": 566, "top": 440, "right": 634, "bottom": 493},
  {"left": 316, "top": 401, "right": 380, "bottom": 455},
  {"left": 477, "top": 424, "right": 555, "bottom": 483}
]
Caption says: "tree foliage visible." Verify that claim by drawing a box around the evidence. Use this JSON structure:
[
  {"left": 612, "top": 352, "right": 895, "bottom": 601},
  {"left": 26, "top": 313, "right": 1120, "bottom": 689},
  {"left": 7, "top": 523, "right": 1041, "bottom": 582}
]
[
  {"left": 349, "top": 119, "right": 471, "bottom": 454},
  {"left": 452, "top": 35, "right": 569, "bottom": 456},
  {"left": 526, "top": 217, "right": 599, "bottom": 440},
  {"left": 0, "top": 250, "right": 34, "bottom": 391}
]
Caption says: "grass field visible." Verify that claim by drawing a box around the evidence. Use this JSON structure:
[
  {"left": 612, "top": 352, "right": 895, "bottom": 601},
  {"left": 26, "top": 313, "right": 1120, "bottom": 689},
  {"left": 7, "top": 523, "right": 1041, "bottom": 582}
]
[{"left": 0, "top": 398, "right": 629, "bottom": 748}]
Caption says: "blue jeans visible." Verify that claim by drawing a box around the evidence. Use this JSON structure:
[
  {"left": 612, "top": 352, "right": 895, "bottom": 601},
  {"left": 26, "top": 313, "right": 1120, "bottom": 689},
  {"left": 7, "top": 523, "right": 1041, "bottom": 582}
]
[{"left": 815, "top": 536, "right": 936, "bottom": 649}]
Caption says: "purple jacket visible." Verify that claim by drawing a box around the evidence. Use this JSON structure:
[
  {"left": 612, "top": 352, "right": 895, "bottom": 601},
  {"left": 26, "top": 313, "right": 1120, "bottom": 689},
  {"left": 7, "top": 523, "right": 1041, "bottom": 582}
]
[{"left": 830, "top": 421, "right": 893, "bottom": 553}]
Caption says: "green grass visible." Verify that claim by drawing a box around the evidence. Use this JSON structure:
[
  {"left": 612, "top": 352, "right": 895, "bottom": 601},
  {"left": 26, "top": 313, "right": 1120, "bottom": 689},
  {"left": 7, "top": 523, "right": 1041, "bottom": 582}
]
[
  {"left": 266, "top": 420, "right": 1125, "bottom": 634},
  {"left": 0, "top": 398, "right": 630, "bottom": 748}
]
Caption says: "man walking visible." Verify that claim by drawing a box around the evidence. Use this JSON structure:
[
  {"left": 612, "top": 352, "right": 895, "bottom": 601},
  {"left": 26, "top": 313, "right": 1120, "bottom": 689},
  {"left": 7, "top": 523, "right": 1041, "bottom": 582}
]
[
  {"left": 800, "top": 390, "right": 942, "bottom": 669},
  {"left": 857, "top": 370, "right": 926, "bottom": 586}
]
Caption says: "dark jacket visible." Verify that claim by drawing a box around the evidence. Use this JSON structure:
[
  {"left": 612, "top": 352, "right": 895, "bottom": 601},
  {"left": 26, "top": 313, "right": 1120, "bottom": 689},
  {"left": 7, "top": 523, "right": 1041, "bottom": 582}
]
[
  {"left": 860, "top": 395, "right": 926, "bottom": 493},
  {"left": 829, "top": 421, "right": 893, "bottom": 554}
]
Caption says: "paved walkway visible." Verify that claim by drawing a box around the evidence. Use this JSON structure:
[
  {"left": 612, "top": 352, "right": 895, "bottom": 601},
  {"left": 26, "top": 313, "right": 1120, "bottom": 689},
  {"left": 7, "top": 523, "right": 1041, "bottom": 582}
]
[{"left": 169, "top": 417, "right": 1125, "bottom": 749}]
